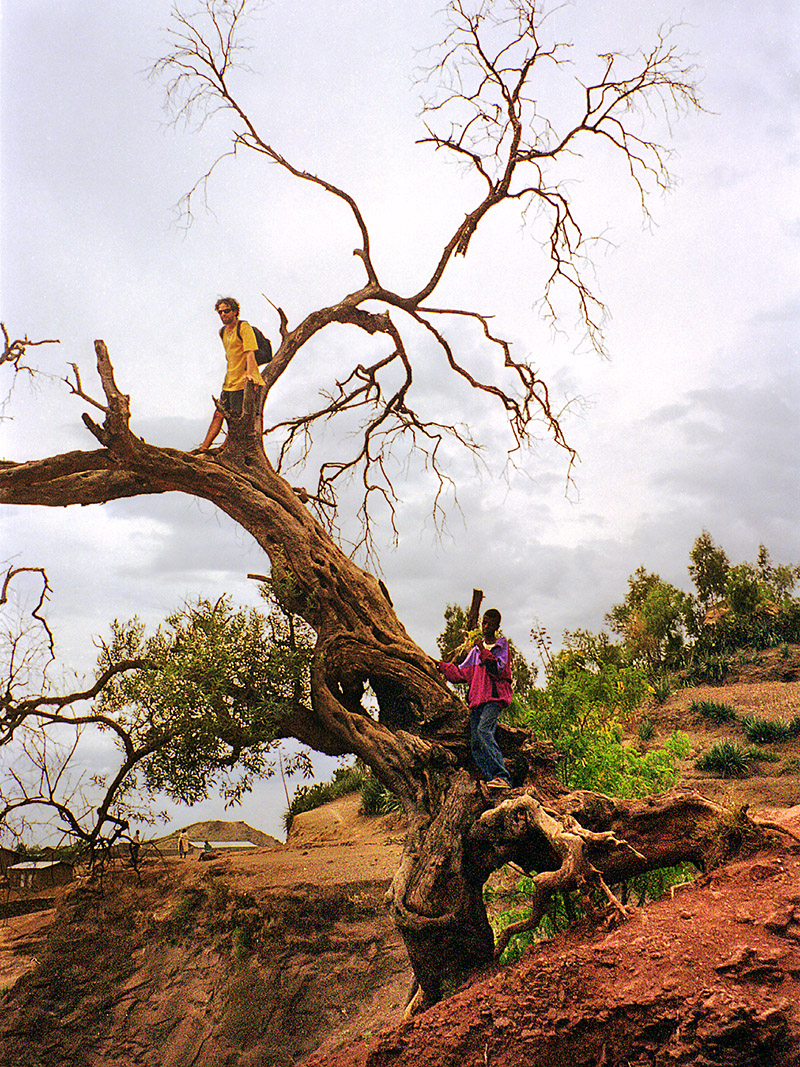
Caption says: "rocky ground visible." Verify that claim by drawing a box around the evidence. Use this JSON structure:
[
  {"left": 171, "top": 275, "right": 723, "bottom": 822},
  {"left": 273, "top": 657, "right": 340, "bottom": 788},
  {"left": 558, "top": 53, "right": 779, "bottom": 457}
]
[{"left": 1, "top": 659, "right": 800, "bottom": 1066}]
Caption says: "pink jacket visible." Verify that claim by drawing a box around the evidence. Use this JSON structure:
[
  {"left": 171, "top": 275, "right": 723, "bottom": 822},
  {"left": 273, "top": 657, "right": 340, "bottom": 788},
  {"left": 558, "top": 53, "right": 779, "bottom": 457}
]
[{"left": 438, "top": 637, "right": 513, "bottom": 709}]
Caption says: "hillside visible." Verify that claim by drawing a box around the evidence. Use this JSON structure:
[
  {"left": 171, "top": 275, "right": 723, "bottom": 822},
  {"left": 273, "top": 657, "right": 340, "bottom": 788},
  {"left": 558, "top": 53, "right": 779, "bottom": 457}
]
[
  {"left": 2, "top": 672, "right": 800, "bottom": 1066},
  {"left": 156, "top": 819, "right": 283, "bottom": 850}
]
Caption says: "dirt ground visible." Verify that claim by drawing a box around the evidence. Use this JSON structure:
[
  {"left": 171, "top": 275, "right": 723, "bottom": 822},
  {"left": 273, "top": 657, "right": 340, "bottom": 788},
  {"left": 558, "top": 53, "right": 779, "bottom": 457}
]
[
  {"left": 0, "top": 795, "right": 411, "bottom": 1067},
  {"left": 2, "top": 667, "right": 800, "bottom": 1066},
  {"left": 306, "top": 842, "right": 800, "bottom": 1067},
  {"left": 647, "top": 674, "right": 800, "bottom": 810}
]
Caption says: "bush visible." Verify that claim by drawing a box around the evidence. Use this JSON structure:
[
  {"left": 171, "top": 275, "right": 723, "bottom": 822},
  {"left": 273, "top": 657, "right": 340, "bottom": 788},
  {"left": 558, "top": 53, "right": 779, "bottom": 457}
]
[
  {"left": 685, "top": 653, "right": 730, "bottom": 684},
  {"left": 651, "top": 677, "right": 672, "bottom": 705},
  {"left": 691, "top": 699, "right": 737, "bottom": 726},
  {"left": 638, "top": 717, "right": 655, "bottom": 743},
  {"left": 741, "top": 716, "right": 797, "bottom": 744},
  {"left": 695, "top": 741, "right": 747, "bottom": 777},
  {"left": 360, "top": 775, "right": 402, "bottom": 816},
  {"left": 695, "top": 740, "right": 779, "bottom": 777},
  {"left": 562, "top": 730, "right": 691, "bottom": 798}
]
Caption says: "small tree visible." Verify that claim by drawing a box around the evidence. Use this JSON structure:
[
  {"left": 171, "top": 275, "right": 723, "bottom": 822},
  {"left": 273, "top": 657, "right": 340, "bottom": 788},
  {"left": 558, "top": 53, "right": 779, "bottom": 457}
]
[
  {"left": 606, "top": 567, "right": 691, "bottom": 671},
  {"left": 688, "top": 529, "right": 730, "bottom": 611},
  {"left": 0, "top": 577, "right": 312, "bottom": 866}
]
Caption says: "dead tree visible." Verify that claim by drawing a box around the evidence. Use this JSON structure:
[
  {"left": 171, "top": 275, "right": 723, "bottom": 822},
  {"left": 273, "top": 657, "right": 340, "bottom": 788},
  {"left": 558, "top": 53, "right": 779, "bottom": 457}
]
[{"left": 0, "top": 1, "right": 742, "bottom": 1003}]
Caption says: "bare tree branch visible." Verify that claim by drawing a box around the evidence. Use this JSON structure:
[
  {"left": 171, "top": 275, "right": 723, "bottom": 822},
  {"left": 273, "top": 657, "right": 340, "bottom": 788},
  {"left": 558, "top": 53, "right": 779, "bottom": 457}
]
[
  {"left": 147, "top": 0, "right": 700, "bottom": 537},
  {"left": 1, "top": 323, "right": 60, "bottom": 376}
]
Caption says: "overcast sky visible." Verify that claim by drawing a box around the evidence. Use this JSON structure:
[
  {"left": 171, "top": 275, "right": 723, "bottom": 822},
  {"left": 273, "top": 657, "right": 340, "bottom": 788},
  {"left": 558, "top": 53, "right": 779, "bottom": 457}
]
[{"left": 1, "top": 0, "right": 798, "bottom": 842}]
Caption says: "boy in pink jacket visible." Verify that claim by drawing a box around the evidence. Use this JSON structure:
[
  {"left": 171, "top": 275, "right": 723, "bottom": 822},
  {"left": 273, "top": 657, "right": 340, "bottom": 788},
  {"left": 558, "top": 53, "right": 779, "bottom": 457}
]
[{"left": 438, "top": 608, "right": 512, "bottom": 789}]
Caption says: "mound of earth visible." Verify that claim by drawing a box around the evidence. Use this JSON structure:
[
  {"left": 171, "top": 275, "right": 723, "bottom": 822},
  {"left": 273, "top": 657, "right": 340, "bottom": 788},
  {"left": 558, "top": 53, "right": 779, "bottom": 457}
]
[
  {"left": 642, "top": 675, "right": 800, "bottom": 810},
  {"left": 157, "top": 818, "right": 282, "bottom": 849}
]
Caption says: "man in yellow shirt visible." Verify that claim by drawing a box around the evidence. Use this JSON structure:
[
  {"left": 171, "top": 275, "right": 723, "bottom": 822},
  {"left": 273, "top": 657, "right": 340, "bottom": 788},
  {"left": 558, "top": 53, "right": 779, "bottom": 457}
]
[{"left": 198, "top": 297, "right": 265, "bottom": 452}]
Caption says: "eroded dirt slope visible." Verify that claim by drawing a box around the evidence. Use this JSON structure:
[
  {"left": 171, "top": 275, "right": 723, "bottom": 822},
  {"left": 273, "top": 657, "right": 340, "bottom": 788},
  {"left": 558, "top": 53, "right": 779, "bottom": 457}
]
[
  {"left": 0, "top": 797, "right": 409, "bottom": 1067},
  {"left": 307, "top": 841, "right": 800, "bottom": 1067}
]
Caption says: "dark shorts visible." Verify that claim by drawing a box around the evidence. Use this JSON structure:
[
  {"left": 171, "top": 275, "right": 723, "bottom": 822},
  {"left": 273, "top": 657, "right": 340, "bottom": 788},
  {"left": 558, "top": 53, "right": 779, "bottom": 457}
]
[{"left": 221, "top": 389, "right": 243, "bottom": 418}]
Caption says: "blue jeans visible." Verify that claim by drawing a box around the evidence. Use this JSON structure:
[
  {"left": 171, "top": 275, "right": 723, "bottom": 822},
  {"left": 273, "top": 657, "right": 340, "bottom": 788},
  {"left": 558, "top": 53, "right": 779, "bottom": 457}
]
[{"left": 470, "top": 702, "right": 510, "bottom": 783}]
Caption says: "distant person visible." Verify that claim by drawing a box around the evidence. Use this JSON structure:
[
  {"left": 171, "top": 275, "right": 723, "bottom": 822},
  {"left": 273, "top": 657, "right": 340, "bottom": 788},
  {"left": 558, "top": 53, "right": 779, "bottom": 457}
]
[
  {"left": 438, "top": 608, "right": 513, "bottom": 790},
  {"left": 198, "top": 297, "right": 265, "bottom": 452},
  {"left": 178, "top": 831, "right": 189, "bottom": 859},
  {"left": 129, "top": 829, "right": 141, "bottom": 868}
]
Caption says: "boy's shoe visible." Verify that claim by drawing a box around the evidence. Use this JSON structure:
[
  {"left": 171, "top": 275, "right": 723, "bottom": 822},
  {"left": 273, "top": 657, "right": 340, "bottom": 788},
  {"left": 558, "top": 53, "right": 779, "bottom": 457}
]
[{"left": 485, "top": 778, "right": 510, "bottom": 790}]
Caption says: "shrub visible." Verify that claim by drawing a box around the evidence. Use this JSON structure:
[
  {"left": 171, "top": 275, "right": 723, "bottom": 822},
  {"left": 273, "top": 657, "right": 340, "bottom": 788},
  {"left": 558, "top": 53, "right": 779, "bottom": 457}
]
[
  {"left": 741, "top": 716, "right": 795, "bottom": 744},
  {"left": 746, "top": 746, "right": 781, "bottom": 764},
  {"left": 360, "top": 775, "right": 402, "bottom": 816},
  {"left": 651, "top": 677, "right": 672, "bottom": 705},
  {"left": 696, "top": 740, "right": 779, "bottom": 777},
  {"left": 565, "top": 730, "right": 691, "bottom": 798},
  {"left": 691, "top": 699, "right": 737, "bottom": 726},
  {"left": 696, "top": 740, "right": 750, "bottom": 777},
  {"left": 686, "top": 652, "right": 730, "bottom": 685},
  {"left": 638, "top": 717, "right": 655, "bottom": 743}
]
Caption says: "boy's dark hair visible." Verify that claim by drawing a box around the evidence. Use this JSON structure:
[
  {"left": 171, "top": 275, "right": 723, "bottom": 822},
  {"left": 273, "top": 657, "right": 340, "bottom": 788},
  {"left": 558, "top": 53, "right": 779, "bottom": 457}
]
[
  {"left": 483, "top": 608, "right": 502, "bottom": 628},
  {"left": 215, "top": 296, "right": 240, "bottom": 315}
]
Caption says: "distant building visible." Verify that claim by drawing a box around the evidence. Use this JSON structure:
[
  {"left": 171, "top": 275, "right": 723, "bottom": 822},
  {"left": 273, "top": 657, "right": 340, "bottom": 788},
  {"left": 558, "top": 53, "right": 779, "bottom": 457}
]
[
  {"left": 8, "top": 860, "right": 74, "bottom": 890},
  {"left": 189, "top": 840, "right": 256, "bottom": 852},
  {"left": 0, "top": 845, "right": 20, "bottom": 880}
]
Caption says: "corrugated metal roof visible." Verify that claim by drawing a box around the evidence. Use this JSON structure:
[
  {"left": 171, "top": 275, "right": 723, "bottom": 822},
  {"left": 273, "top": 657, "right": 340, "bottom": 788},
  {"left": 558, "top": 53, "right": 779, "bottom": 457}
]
[
  {"left": 189, "top": 840, "right": 256, "bottom": 849},
  {"left": 10, "top": 860, "right": 70, "bottom": 870}
]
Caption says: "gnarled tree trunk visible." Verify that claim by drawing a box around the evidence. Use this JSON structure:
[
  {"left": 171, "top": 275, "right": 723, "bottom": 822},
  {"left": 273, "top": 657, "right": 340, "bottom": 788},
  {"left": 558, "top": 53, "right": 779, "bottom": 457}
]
[{"left": 0, "top": 345, "right": 763, "bottom": 1003}]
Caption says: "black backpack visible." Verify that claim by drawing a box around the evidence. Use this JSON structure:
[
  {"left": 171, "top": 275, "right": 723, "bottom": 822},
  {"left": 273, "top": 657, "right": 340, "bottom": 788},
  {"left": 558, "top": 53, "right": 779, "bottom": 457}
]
[{"left": 220, "top": 321, "right": 273, "bottom": 366}]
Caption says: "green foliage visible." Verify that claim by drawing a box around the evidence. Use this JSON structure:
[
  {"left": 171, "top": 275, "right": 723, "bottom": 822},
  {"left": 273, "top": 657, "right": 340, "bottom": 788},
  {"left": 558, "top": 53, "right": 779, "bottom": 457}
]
[
  {"left": 359, "top": 775, "right": 402, "bottom": 817},
  {"left": 492, "top": 861, "right": 695, "bottom": 964},
  {"left": 624, "top": 863, "right": 696, "bottom": 907},
  {"left": 638, "top": 717, "right": 655, "bottom": 743},
  {"left": 283, "top": 762, "right": 402, "bottom": 831},
  {"left": 688, "top": 530, "right": 729, "bottom": 610},
  {"left": 95, "top": 592, "right": 315, "bottom": 809},
  {"left": 695, "top": 740, "right": 748, "bottom": 777},
  {"left": 684, "top": 651, "right": 731, "bottom": 684},
  {"left": 511, "top": 632, "right": 688, "bottom": 798},
  {"left": 650, "top": 676, "right": 672, "bottom": 706},
  {"left": 741, "top": 716, "right": 800, "bottom": 744},
  {"left": 437, "top": 603, "right": 470, "bottom": 661},
  {"left": 687, "top": 540, "right": 800, "bottom": 659},
  {"left": 695, "top": 740, "right": 779, "bottom": 777},
  {"left": 691, "top": 699, "right": 737, "bottom": 725},
  {"left": 725, "top": 563, "right": 770, "bottom": 618},
  {"left": 756, "top": 544, "right": 800, "bottom": 600},
  {"left": 601, "top": 537, "right": 800, "bottom": 674},
  {"left": 606, "top": 568, "right": 692, "bottom": 670},
  {"left": 564, "top": 730, "right": 691, "bottom": 797}
]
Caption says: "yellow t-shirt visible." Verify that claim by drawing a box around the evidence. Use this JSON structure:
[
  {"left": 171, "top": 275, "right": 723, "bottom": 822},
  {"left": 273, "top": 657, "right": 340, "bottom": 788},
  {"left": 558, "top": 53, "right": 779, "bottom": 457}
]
[{"left": 221, "top": 320, "right": 265, "bottom": 391}]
